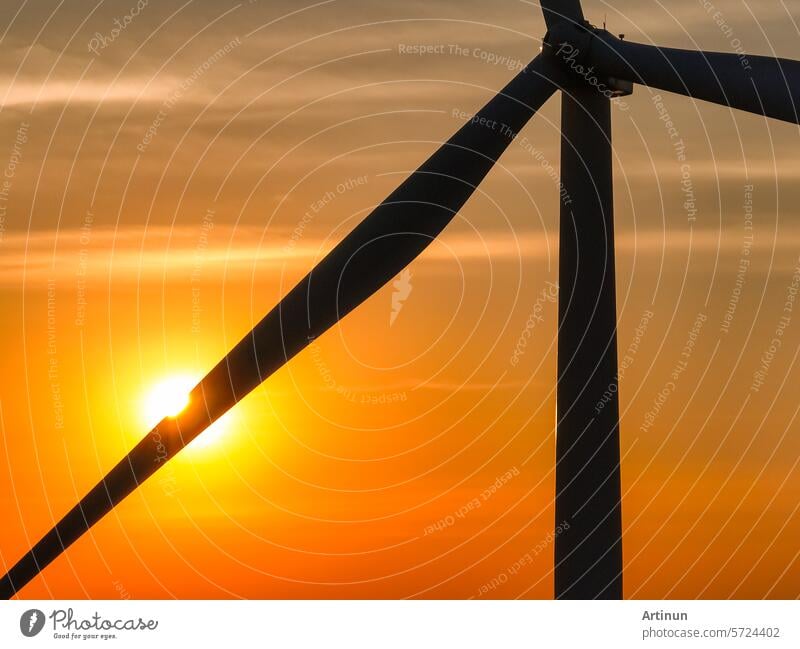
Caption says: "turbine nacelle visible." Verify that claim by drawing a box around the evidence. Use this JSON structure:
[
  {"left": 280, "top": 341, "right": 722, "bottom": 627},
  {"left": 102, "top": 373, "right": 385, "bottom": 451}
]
[
  {"left": 543, "top": 20, "right": 634, "bottom": 97},
  {"left": 544, "top": 11, "right": 800, "bottom": 124}
]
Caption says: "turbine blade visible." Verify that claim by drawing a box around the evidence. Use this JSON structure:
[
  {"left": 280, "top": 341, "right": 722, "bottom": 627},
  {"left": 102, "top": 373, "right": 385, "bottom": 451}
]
[
  {"left": 540, "top": 0, "right": 585, "bottom": 31},
  {"left": 0, "top": 55, "right": 560, "bottom": 599},
  {"left": 582, "top": 32, "right": 800, "bottom": 123}
]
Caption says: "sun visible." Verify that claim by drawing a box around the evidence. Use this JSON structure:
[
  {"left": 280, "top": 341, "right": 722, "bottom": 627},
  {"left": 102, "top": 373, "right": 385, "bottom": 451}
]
[
  {"left": 143, "top": 375, "right": 193, "bottom": 422},
  {"left": 141, "top": 373, "right": 232, "bottom": 450}
]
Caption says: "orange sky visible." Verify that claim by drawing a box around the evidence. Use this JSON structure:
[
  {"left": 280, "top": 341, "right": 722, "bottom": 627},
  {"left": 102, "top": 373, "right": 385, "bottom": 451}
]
[{"left": 1, "top": 0, "right": 799, "bottom": 599}]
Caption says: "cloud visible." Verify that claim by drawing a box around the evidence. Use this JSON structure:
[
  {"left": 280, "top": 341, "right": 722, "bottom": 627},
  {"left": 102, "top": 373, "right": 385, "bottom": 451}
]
[
  {"left": 5, "top": 223, "right": 800, "bottom": 286},
  {"left": 0, "top": 78, "right": 176, "bottom": 108}
]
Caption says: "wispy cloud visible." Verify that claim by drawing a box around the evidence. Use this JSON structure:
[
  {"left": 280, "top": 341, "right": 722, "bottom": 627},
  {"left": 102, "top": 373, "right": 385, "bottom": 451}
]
[
  {"left": 5, "top": 223, "right": 799, "bottom": 286},
  {"left": 0, "top": 78, "right": 178, "bottom": 108}
]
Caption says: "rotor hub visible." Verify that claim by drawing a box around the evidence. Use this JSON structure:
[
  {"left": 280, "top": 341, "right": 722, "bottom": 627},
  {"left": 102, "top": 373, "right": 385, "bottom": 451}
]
[{"left": 543, "top": 20, "right": 633, "bottom": 97}]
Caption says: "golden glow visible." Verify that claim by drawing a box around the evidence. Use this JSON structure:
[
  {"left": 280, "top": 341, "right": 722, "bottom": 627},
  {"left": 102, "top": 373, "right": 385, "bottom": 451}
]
[
  {"left": 3, "top": 0, "right": 800, "bottom": 601},
  {"left": 141, "top": 374, "right": 231, "bottom": 450}
]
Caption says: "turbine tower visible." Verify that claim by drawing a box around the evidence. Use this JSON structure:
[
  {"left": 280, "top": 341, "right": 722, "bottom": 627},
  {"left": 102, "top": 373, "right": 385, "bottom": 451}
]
[
  {"left": 546, "top": 0, "right": 625, "bottom": 600},
  {"left": 2, "top": 0, "right": 799, "bottom": 599}
]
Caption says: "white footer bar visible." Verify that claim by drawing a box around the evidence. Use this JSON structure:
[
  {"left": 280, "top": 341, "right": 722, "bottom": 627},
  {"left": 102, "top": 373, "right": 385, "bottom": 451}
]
[{"left": 1, "top": 600, "right": 796, "bottom": 647}]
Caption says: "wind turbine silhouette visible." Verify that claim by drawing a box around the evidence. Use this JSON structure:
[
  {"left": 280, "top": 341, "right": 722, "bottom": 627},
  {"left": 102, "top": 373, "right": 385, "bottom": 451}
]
[{"left": 3, "top": 0, "right": 799, "bottom": 599}]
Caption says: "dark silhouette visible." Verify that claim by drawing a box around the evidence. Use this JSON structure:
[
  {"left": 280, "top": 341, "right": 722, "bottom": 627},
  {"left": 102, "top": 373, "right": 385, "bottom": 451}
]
[
  {"left": 563, "top": 26, "right": 800, "bottom": 124},
  {"left": 3, "top": 0, "right": 799, "bottom": 600},
  {"left": 544, "top": 0, "right": 625, "bottom": 601},
  {"left": 556, "top": 85, "right": 623, "bottom": 599}
]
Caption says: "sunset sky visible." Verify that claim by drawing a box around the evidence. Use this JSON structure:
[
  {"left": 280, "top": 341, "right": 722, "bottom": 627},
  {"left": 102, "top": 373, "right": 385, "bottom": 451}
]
[{"left": 1, "top": 0, "right": 799, "bottom": 599}]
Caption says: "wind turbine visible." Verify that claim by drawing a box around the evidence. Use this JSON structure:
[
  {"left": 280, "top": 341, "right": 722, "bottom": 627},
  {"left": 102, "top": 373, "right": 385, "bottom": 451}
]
[{"left": 2, "top": 0, "right": 799, "bottom": 600}]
